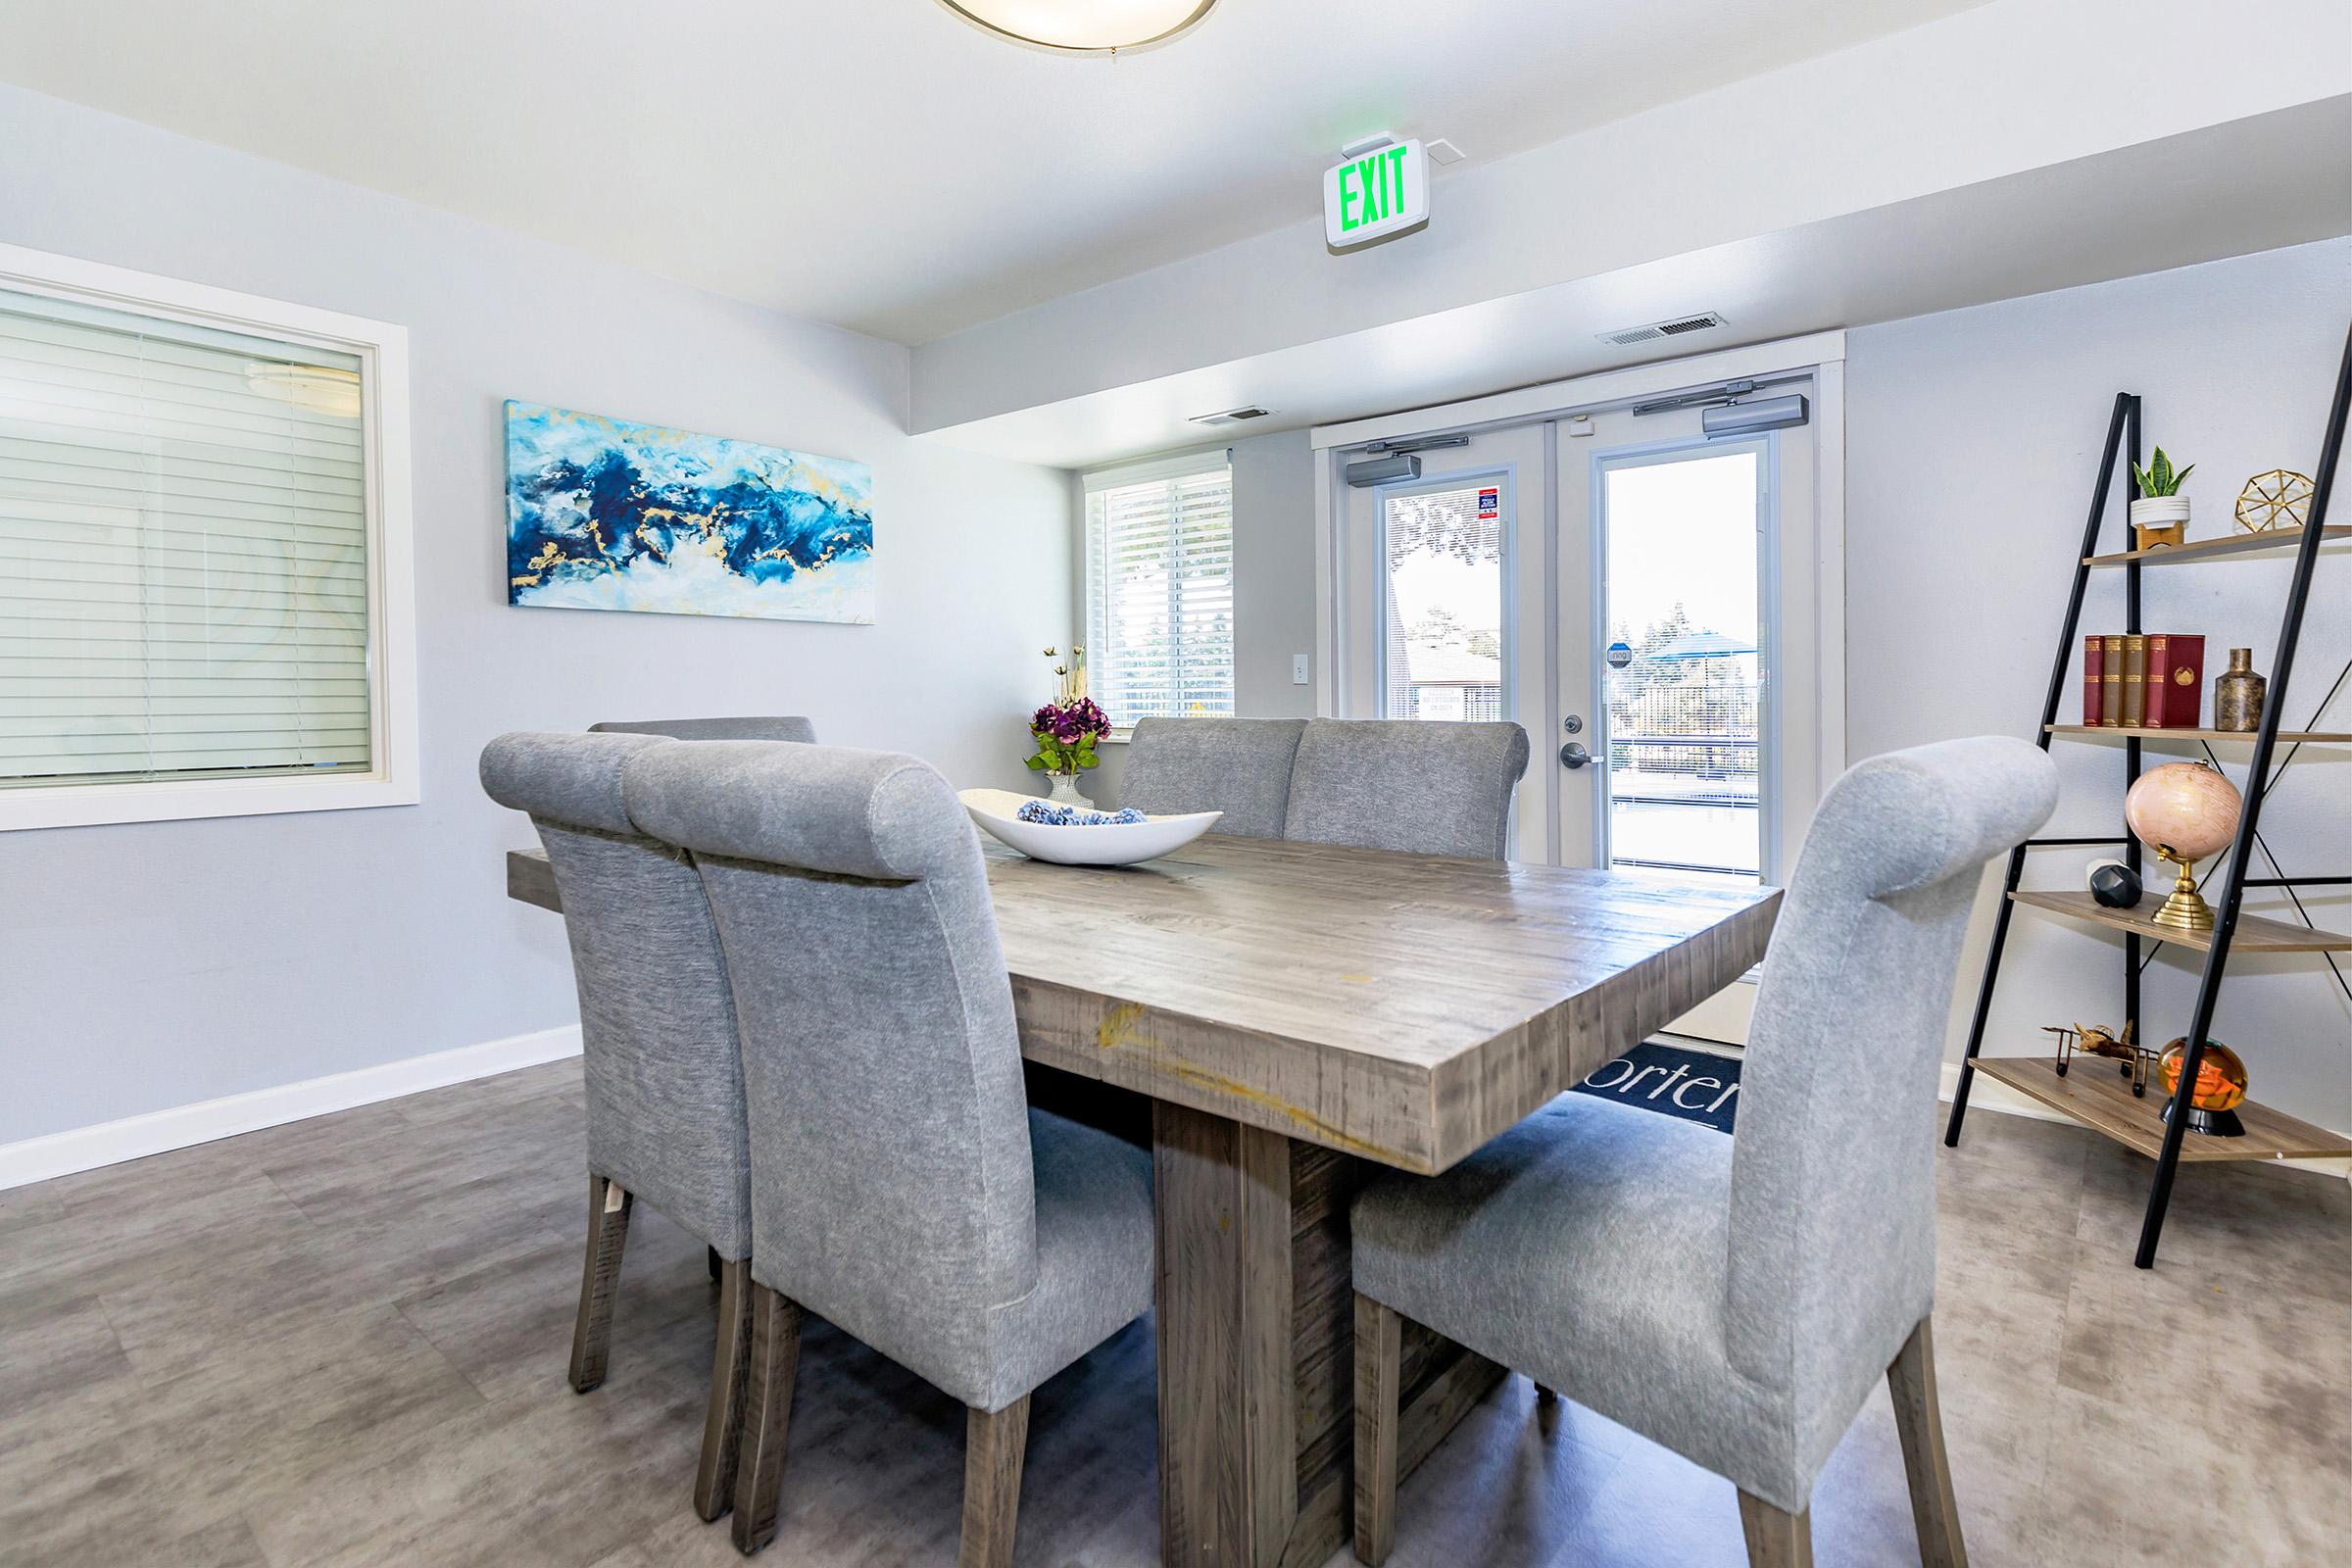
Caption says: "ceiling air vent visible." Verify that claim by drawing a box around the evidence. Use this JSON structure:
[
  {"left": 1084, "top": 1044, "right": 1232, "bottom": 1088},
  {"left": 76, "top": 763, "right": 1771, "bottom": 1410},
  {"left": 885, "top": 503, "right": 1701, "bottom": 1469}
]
[
  {"left": 1190, "top": 405, "right": 1273, "bottom": 426},
  {"left": 1597, "top": 311, "right": 1728, "bottom": 348}
]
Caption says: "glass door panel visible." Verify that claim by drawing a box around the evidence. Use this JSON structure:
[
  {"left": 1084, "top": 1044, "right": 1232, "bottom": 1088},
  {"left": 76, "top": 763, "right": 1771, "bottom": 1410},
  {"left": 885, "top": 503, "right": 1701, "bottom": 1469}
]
[
  {"left": 1379, "top": 475, "right": 1507, "bottom": 723},
  {"left": 1598, "top": 445, "right": 1766, "bottom": 882}
]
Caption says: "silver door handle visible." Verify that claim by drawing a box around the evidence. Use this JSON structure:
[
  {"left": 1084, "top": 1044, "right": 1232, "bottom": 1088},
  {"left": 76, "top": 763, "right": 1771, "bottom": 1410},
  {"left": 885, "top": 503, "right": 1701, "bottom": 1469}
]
[{"left": 1559, "top": 741, "right": 1592, "bottom": 769}]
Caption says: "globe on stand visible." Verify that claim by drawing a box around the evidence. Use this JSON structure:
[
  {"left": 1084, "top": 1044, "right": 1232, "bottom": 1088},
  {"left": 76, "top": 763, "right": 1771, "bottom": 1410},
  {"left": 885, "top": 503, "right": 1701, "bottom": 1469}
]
[
  {"left": 2123, "top": 761, "right": 2242, "bottom": 932},
  {"left": 2159, "top": 1037, "right": 2249, "bottom": 1137}
]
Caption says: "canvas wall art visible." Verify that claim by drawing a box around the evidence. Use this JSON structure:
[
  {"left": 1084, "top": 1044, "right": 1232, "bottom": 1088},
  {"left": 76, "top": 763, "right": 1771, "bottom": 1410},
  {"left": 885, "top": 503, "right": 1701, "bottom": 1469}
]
[{"left": 505, "top": 401, "right": 874, "bottom": 623}]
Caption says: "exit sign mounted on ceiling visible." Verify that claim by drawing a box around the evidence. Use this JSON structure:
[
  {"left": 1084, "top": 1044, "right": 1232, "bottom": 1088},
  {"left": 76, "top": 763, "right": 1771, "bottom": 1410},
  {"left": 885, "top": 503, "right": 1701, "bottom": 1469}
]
[{"left": 1324, "top": 138, "right": 1429, "bottom": 248}]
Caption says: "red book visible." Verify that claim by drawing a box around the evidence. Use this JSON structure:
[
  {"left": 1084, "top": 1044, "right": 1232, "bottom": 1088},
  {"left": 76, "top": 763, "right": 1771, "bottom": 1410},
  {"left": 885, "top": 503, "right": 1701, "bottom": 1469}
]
[
  {"left": 2144, "top": 634, "right": 2205, "bottom": 728},
  {"left": 2082, "top": 635, "right": 2103, "bottom": 725}
]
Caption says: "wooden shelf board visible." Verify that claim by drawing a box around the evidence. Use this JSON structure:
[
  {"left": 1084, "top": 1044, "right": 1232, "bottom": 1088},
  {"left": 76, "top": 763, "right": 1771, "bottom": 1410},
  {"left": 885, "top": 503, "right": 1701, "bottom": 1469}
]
[
  {"left": 2046, "top": 723, "right": 2352, "bottom": 744},
  {"left": 2083, "top": 526, "right": 2350, "bottom": 568},
  {"left": 2009, "top": 890, "right": 2352, "bottom": 953},
  {"left": 1974, "top": 1055, "right": 2352, "bottom": 1163}
]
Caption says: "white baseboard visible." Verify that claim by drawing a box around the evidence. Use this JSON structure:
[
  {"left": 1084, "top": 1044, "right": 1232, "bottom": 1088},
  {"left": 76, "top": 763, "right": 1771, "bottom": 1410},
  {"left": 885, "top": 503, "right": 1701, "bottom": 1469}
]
[
  {"left": 1939, "top": 1059, "right": 2352, "bottom": 1181},
  {"left": 0, "top": 1024, "right": 583, "bottom": 1192}
]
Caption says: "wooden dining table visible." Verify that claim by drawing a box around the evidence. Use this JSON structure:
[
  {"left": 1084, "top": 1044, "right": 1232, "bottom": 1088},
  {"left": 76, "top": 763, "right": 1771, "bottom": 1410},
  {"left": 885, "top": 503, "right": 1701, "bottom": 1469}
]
[{"left": 507, "top": 832, "right": 1779, "bottom": 1568}]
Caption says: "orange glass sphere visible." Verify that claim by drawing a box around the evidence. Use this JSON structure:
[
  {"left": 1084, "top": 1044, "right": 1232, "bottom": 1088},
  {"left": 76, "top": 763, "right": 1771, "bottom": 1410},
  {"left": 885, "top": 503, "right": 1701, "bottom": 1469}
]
[
  {"left": 2159, "top": 1039, "right": 2248, "bottom": 1113},
  {"left": 2125, "top": 761, "right": 2242, "bottom": 862}
]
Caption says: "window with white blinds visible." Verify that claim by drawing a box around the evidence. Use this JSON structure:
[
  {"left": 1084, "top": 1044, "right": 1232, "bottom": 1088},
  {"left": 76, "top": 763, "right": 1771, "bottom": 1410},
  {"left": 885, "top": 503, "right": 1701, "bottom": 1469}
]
[
  {"left": 0, "top": 283, "right": 375, "bottom": 797},
  {"left": 1084, "top": 455, "right": 1235, "bottom": 730}
]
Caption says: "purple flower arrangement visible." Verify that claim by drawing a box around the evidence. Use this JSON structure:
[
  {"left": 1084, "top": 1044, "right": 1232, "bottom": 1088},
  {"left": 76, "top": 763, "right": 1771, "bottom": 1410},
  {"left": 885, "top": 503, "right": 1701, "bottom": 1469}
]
[{"left": 1026, "top": 695, "right": 1111, "bottom": 778}]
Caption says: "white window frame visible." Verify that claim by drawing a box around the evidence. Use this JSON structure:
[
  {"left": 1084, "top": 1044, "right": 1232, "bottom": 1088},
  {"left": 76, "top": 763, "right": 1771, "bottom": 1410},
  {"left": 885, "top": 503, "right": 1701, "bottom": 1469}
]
[
  {"left": 1081, "top": 448, "right": 1236, "bottom": 736},
  {"left": 0, "top": 242, "right": 418, "bottom": 832}
]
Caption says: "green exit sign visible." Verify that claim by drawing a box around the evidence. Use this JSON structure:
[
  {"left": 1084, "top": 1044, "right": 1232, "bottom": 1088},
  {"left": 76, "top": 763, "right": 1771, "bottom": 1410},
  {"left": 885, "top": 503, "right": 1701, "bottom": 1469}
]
[{"left": 1324, "top": 138, "right": 1429, "bottom": 248}]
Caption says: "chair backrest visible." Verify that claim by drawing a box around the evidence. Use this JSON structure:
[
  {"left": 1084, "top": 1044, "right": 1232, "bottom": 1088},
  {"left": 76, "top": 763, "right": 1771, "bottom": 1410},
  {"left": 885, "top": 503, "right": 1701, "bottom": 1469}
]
[
  {"left": 1121, "top": 716, "right": 1307, "bottom": 838},
  {"left": 621, "top": 740, "right": 1037, "bottom": 1396},
  {"left": 1724, "top": 736, "right": 2055, "bottom": 1465},
  {"left": 1281, "top": 718, "right": 1530, "bottom": 859},
  {"left": 591, "top": 715, "right": 817, "bottom": 743},
  {"left": 478, "top": 730, "right": 752, "bottom": 1257}
]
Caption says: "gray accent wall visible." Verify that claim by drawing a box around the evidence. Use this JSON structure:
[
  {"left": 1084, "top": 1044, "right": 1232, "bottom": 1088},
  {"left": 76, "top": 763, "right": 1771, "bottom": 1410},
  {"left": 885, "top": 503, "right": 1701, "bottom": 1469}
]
[
  {"left": 1846, "top": 236, "right": 2352, "bottom": 1138},
  {"left": 0, "top": 84, "right": 1071, "bottom": 1146}
]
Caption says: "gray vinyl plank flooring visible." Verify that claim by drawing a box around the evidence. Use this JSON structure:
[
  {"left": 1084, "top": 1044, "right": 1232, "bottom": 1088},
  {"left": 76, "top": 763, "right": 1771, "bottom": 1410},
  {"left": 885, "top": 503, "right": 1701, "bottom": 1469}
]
[{"left": 0, "top": 1057, "right": 2344, "bottom": 1567}]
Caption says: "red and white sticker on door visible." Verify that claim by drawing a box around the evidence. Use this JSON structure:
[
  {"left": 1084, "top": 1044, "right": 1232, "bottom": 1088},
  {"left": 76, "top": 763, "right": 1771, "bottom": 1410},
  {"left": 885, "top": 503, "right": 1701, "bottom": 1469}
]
[{"left": 1476, "top": 487, "right": 1499, "bottom": 520}]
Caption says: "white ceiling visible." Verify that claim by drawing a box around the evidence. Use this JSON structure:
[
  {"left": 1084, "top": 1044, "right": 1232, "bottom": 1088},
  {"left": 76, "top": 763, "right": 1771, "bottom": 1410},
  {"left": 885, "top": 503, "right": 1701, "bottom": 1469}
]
[{"left": 0, "top": 0, "right": 1989, "bottom": 344}]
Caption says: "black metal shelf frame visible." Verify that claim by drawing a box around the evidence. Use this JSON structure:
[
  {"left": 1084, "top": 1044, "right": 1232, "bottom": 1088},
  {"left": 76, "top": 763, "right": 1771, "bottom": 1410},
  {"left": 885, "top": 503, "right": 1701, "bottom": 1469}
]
[{"left": 1943, "top": 320, "right": 2352, "bottom": 1270}]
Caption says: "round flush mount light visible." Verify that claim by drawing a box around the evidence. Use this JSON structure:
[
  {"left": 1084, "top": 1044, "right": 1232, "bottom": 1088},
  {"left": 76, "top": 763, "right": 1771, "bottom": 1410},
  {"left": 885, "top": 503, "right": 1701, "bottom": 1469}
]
[{"left": 937, "top": 0, "right": 1217, "bottom": 54}]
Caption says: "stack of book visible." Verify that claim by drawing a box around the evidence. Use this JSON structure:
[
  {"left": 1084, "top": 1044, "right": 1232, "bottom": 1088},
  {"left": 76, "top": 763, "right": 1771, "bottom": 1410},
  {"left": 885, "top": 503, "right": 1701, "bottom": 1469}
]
[{"left": 2082, "top": 633, "right": 2205, "bottom": 727}]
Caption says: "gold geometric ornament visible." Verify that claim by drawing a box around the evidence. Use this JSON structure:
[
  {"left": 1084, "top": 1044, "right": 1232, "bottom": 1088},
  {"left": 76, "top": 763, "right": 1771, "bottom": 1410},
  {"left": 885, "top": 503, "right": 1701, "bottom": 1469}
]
[{"left": 2234, "top": 468, "right": 2314, "bottom": 534}]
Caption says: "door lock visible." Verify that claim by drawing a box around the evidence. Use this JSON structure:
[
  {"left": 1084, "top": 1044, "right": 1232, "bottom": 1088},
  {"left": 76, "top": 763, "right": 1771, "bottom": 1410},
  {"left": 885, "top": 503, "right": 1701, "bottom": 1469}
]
[
  {"left": 1559, "top": 741, "right": 1592, "bottom": 769},
  {"left": 1562, "top": 714, "right": 1584, "bottom": 735}
]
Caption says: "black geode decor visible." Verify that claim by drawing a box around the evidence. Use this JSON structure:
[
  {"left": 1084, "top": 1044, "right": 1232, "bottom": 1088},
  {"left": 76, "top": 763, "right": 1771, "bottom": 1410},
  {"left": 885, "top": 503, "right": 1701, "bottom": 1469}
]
[{"left": 2087, "top": 858, "right": 2142, "bottom": 908}]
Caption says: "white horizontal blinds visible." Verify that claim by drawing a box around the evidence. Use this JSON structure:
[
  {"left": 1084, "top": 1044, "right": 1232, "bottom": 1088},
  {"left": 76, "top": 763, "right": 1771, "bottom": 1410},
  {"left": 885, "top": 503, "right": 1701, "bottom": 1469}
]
[
  {"left": 1086, "top": 458, "right": 1234, "bottom": 729},
  {"left": 0, "top": 285, "right": 371, "bottom": 788}
]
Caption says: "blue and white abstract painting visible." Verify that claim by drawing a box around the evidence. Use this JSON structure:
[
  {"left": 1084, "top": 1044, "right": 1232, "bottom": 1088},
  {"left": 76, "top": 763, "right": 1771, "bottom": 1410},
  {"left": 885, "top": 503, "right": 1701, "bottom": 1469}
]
[{"left": 505, "top": 401, "right": 874, "bottom": 623}]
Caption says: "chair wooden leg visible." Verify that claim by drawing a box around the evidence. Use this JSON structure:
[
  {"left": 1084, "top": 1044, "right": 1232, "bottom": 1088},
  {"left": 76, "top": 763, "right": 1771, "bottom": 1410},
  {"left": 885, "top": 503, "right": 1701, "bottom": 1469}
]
[
  {"left": 567, "top": 1174, "right": 632, "bottom": 1394},
  {"left": 1738, "top": 1492, "right": 1814, "bottom": 1568},
  {"left": 695, "top": 1257, "right": 755, "bottom": 1522},
  {"left": 1351, "top": 1292, "right": 1403, "bottom": 1567},
  {"left": 958, "top": 1396, "right": 1032, "bottom": 1568},
  {"left": 728, "top": 1285, "right": 804, "bottom": 1556},
  {"left": 1887, "top": 1316, "right": 1970, "bottom": 1568}
]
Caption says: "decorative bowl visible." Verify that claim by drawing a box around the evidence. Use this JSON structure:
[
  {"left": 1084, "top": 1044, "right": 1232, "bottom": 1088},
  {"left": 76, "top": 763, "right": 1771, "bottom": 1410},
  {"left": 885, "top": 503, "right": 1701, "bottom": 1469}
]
[{"left": 958, "top": 788, "right": 1220, "bottom": 867}]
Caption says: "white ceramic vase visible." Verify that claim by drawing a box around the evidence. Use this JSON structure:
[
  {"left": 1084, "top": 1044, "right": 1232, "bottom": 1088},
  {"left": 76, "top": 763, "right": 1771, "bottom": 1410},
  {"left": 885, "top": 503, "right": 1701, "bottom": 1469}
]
[{"left": 1045, "top": 771, "right": 1094, "bottom": 809}]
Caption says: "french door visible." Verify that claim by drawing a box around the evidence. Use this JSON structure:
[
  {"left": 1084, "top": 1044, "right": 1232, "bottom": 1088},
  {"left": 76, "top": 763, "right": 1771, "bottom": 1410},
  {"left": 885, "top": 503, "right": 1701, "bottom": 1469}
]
[
  {"left": 1557, "top": 409, "right": 1779, "bottom": 884},
  {"left": 1338, "top": 388, "right": 1830, "bottom": 1043}
]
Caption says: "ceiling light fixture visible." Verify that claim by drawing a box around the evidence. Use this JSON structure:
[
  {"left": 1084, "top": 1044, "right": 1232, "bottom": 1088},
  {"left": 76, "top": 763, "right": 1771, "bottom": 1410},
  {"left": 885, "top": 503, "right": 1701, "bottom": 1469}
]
[{"left": 936, "top": 0, "right": 1217, "bottom": 54}]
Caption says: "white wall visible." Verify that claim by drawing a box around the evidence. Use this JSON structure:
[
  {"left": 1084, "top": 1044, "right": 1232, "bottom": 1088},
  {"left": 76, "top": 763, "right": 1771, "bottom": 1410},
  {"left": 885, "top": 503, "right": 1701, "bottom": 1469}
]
[
  {"left": 1848, "top": 238, "right": 2352, "bottom": 1136},
  {"left": 0, "top": 85, "right": 1071, "bottom": 1149}
]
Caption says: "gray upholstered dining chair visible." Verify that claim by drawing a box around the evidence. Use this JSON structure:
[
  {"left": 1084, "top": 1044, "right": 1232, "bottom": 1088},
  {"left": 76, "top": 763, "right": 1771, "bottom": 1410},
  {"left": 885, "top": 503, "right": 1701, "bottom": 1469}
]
[
  {"left": 1348, "top": 736, "right": 2058, "bottom": 1568},
  {"left": 477, "top": 730, "right": 756, "bottom": 1524},
  {"left": 1282, "top": 718, "right": 1530, "bottom": 859},
  {"left": 1120, "top": 715, "right": 1307, "bottom": 837},
  {"left": 592, "top": 715, "right": 817, "bottom": 743},
  {"left": 620, "top": 740, "right": 1156, "bottom": 1565}
]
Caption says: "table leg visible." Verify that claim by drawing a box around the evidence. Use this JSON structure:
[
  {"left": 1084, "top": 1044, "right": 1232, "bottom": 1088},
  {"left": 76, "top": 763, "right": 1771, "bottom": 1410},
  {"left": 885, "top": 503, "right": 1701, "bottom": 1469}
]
[
  {"left": 1155, "top": 1101, "right": 1296, "bottom": 1568},
  {"left": 1152, "top": 1102, "right": 1506, "bottom": 1568}
]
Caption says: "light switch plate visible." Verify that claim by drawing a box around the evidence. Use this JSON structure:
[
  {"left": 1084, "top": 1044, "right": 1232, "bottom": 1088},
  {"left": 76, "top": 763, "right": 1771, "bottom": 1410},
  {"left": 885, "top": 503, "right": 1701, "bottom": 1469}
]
[{"left": 1292, "top": 655, "right": 1311, "bottom": 685}]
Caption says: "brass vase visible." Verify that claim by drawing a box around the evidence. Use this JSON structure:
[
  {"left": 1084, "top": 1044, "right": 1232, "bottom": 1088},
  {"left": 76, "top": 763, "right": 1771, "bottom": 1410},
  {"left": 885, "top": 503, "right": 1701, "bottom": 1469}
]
[{"left": 2213, "top": 648, "right": 2265, "bottom": 733}]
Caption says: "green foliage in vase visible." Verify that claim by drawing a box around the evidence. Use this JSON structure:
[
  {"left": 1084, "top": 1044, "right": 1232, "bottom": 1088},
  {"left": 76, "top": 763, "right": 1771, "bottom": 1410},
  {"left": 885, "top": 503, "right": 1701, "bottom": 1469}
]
[{"left": 2132, "top": 447, "right": 2195, "bottom": 498}]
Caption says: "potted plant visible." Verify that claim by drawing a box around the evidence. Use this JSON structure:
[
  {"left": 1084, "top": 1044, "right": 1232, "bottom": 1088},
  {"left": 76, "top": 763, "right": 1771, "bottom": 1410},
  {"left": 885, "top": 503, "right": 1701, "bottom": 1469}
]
[
  {"left": 2130, "top": 447, "right": 2195, "bottom": 549},
  {"left": 1027, "top": 647, "right": 1112, "bottom": 807}
]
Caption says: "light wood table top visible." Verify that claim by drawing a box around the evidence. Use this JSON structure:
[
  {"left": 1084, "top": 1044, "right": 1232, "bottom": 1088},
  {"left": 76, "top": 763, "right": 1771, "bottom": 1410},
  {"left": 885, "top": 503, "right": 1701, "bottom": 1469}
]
[{"left": 509, "top": 833, "right": 1779, "bottom": 1175}]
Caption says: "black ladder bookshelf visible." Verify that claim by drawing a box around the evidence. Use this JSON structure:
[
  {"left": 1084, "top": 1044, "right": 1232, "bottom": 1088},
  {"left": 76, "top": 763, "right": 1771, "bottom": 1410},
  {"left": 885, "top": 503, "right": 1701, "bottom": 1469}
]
[{"left": 1943, "top": 320, "right": 2352, "bottom": 1270}]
